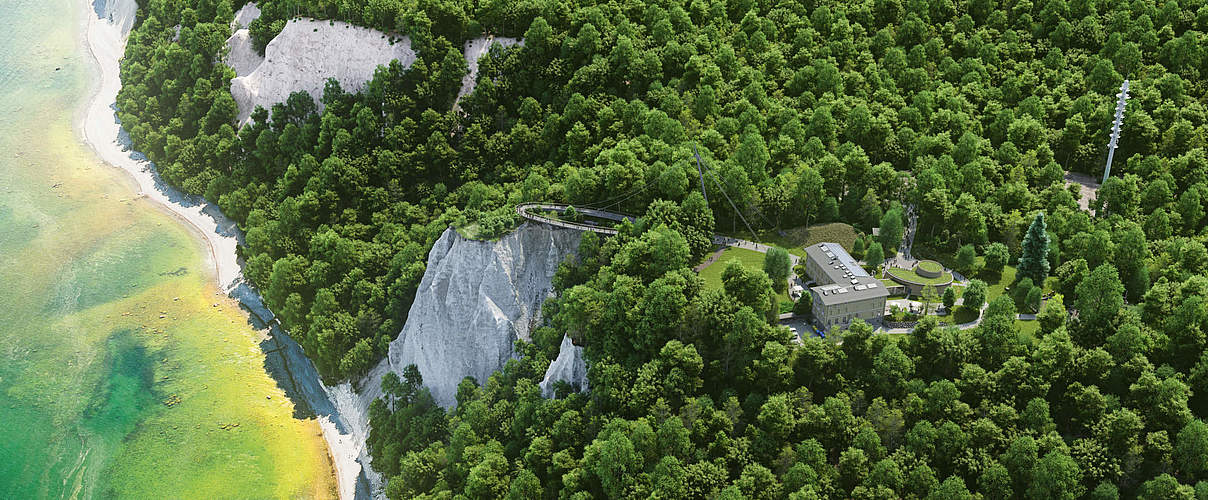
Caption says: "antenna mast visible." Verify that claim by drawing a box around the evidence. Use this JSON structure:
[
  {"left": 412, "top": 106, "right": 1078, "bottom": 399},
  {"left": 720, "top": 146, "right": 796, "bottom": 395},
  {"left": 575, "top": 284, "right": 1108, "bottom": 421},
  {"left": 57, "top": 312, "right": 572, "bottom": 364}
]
[{"left": 1102, "top": 80, "right": 1130, "bottom": 184}]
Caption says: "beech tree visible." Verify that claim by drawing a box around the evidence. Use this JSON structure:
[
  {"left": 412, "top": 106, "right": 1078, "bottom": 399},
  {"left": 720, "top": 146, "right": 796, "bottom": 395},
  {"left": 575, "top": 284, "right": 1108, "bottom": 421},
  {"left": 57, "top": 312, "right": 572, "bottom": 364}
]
[
  {"left": 865, "top": 243, "right": 885, "bottom": 273},
  {"left": 879, "top": 208, "right": 904, "bottom": 254},
  {"left": 1075, "top": 264, "right": 1125, "bottom": 342},
  {"left": 984, "top": 242, "right": 1010, "bottom": 275},
  {"left": 963, "top": 280, "right": 988, "bottom": 314},
  {"left": 1028, "top": 451, "right": 1084, "bottom": 500},
  {"left": 954, "top": 244, "right": 978, "bottom": 277},
  {"left": 763, "top": 247, "right": 791, "bottom": 293}
]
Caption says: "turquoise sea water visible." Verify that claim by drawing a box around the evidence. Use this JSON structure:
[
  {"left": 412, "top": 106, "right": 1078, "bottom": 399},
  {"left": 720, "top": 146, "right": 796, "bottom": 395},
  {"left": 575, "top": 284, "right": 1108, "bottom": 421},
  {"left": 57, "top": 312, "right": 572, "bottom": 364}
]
[{"left": 0, "top": 0, "right": 335, "bottom": 497}]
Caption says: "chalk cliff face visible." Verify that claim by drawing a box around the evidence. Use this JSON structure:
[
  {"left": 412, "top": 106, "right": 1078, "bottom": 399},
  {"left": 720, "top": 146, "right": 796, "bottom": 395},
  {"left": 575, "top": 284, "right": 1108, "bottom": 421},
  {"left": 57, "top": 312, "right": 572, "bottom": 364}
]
[
  {"left": 540, "top": 335, "right": 589, "bottom": 397},
  {"left": 387, "top": 223, "right": 580, "bottom": 407},
  {"left": 317, "top": 223, "right": 581, "bottom": 496},
  {"left": 223, "top": 4, "right": 264, "bottom": 79},
  {"left": 93, "top": 0, "right": 137, "bottom": 35},
  {"left": 228, "top": 18, "right": 416, "bottom": 124},
  {"left": 230, "top": 2, "right": 261, "bottom": 30}
]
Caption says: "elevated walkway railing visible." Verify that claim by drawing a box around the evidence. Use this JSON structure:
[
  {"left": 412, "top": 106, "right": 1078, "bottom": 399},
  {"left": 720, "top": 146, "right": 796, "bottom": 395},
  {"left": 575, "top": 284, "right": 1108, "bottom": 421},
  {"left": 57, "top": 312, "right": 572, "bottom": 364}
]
[{"left": 516, "top": 203, "right": 636, "bottom": 235}]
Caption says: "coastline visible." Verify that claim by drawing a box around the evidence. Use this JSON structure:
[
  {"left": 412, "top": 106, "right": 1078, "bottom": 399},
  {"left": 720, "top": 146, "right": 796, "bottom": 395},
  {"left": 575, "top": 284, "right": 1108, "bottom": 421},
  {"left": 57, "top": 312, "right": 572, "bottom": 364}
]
[
  {"left": 73, "top": 1, "right": 377, "bottom": 498},
  {"left": 76, "top": 0, "right": 241, "bottom": 292}
]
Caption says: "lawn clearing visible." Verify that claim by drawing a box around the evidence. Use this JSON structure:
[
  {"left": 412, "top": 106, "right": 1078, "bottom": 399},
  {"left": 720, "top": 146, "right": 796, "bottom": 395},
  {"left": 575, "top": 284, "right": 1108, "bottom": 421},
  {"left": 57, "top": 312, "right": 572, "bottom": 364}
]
[
  {"left": 1016, "top": 319, "right": 1041, "bottom": 341},
  {"left": 699, "top": 247, "right": 794, "bottom": 309},
  {"left": 722, "top": 223, "right": 861, "bottom": 261},
  {"left": 980, "top": 264, "right": 1057, "bottom": 305}
]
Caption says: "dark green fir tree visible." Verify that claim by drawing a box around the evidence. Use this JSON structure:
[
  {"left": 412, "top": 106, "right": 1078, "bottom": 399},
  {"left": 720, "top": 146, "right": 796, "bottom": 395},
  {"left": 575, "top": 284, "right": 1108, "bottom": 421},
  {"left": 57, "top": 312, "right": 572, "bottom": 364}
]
[{"left": 1018, "top": 213, "right": 1051, "bottom": 285}]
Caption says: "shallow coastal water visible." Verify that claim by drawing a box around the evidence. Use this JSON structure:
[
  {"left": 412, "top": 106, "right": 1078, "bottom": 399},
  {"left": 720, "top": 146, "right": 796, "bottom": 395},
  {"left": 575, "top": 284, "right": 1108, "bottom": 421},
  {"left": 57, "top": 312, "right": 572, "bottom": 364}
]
[{"left": 0, "top": 0, "right": 336, "bottom": 497}]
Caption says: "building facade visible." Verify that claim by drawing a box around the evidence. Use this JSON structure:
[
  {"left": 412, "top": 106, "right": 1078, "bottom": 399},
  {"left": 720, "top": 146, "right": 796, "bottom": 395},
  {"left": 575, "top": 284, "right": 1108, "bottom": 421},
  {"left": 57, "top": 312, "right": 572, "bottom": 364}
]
[{"left": 803, "top": 243, "right": 888, "bottom": 330}]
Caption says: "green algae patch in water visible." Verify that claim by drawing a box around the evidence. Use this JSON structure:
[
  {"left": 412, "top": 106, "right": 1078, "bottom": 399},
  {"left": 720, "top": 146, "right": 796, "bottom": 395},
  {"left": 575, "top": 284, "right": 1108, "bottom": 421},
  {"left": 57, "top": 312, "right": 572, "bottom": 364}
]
[
  {"left": 81, "top": 329, "right": 158, "bottom": 440},
  {"left": 93, "top": 282, "right": 338, "bottom": 499},
  {"left": 0, "top": 0, "right": 337, "bottom": 496}
]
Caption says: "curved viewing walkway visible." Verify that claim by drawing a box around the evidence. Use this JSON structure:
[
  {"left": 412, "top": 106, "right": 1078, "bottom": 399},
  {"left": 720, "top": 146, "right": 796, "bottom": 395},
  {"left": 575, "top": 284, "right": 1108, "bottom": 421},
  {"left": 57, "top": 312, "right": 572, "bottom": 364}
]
[{"left": 516, "top": 203, "right": 635, "bottom": 235}]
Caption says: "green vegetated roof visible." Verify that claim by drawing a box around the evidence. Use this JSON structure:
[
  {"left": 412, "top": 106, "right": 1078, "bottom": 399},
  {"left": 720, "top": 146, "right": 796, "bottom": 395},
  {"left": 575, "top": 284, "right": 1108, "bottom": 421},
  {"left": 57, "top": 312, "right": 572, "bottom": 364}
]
[
  {"left": 917, "top": 260, "right": 943, "bottom": 274},
  {"left": 887, "top": 266, "right": 952, "bottom": 285}
]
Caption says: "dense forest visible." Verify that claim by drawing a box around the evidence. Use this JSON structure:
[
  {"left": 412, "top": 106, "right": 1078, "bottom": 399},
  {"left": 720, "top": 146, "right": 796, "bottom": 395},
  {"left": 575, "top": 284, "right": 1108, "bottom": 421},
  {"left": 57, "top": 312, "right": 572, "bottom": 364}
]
[{"left": 114, "top": 0, "right": 1208, "bottom": 497}]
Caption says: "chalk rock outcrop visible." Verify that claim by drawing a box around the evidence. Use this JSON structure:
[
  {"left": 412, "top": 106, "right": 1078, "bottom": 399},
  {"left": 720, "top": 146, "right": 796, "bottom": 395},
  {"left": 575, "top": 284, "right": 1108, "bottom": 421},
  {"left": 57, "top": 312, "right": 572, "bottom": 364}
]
[
  {"left": 223, "top": 3, "right": 265, "bottom": 77},
  {"left": 94, "top": 0, "right": 138, "bottom": 36},
  {"left": 387, "top": 223, "right": 580, "bottom": 407},
  {"left": 229, "top": 18, "right": 415, "bottom": 124},
  {"left": 456, "top": 36, "right": 523, "bottom": 105},
  {"left": 540, "top": 335, "right": 589, "bottom": 397},
  {"left": 230, "top": 2, "right": 262, "bottom": 30},
  {"left": 224, "top": 30, "right": 263, "bottom": 77}
]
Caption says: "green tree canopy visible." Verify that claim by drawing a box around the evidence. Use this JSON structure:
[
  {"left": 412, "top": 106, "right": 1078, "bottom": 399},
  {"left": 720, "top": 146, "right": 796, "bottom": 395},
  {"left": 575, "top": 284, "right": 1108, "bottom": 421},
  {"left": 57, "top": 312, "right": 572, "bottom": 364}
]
[{"left": 764, "top": 247, "right": 792, "bottom": 293}]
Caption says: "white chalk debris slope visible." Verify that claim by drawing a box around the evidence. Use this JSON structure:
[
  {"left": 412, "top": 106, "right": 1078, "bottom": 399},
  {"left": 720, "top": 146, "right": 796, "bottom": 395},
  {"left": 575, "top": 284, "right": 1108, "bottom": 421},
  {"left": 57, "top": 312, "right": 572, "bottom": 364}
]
[
  {"left": 93, "top": 0, "right": 138, "bottom": 36},
  {"left": 228, "top": 18, "right": 415, "bottom": 124},
  {"left": 386, "top": 223, "right": 580, "bottom": 408},
  {"left": 456, "top": 36, "right": 522, "bottom": 105}
]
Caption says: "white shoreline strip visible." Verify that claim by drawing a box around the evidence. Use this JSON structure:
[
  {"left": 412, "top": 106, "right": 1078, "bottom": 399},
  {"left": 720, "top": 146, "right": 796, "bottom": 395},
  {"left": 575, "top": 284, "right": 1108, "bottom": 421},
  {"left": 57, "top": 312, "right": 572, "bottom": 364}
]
[
  {"left": 78, "top": 1, "right": 242, "bottom": 292},
  {"left": 74, "top": 2, "right": 369, "bottom": 498}
]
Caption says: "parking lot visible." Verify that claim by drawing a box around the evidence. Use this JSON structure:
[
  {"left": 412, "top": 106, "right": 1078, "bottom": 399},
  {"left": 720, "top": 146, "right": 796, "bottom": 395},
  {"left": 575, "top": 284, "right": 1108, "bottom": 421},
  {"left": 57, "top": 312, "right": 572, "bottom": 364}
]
[{"left": 779, "top": 315, "right": 827, "bottom": 343}]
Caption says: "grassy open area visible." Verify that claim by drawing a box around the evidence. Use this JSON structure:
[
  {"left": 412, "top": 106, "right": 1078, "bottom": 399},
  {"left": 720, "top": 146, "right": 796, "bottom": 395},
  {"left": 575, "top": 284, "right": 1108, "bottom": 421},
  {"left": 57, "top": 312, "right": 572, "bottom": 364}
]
[
  {"left": 981, "top": 264, "right": 1057, "bottom": 304},
  {"left": 724, "top": 222, "right": 860, "bottom": 261},
  {"left": 699, "top": 247, "right": 793, "bottom": 312},
  {"left": 982, "top": 264, "right": 1015, "bottom": 301},
  {"left": 953, "top": 304, "right": 980, "bottom": 323},
  {"left": 887, "top": 266, "right": 952, "bottom": 285},
  {"left": 905, "top": 244, "right": 1057, "bottom": 304},
  {"left": 1016, "top": 319, "right": 1041, "bottom": 338}
]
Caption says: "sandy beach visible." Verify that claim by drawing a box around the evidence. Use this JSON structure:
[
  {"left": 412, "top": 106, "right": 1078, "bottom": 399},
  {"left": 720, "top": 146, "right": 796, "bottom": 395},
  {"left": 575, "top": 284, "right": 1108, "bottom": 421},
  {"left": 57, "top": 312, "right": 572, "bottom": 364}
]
[
  {"left": 77, "top": 0, "right": 243, "bottom": 293},
  {"left": 74, "top": 1, "right": 373, "bottom": 498}
]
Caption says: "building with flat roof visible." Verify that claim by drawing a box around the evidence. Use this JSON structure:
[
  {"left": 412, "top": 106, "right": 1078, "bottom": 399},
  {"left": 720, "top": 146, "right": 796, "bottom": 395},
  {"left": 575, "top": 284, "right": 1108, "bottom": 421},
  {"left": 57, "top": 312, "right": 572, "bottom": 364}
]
[{"left": 803, "top": 243, "right": 888, "bottom": 330}]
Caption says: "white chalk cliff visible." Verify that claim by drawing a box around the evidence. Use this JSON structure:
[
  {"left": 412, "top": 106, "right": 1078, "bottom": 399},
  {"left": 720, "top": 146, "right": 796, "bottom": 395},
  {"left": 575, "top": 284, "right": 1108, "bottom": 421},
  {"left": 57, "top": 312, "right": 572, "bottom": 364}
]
[
  {"left": 385, "top": 223, "right": 580, "bottom": 407},
  {"left": 320, "top": 223, "right": 582, "bottom": 497},
  {"left": 228, "top": 17, "right": 416, "bottom": 124},
  {"left": 222, "top": 4, "right": 526, "bottom": 122},
  {"left": 230, "top": 2, "right": 262, "bottom": 30},
  {"left": 540, "top": 335, "right": 589, "bottom": 397},
  {"left": 223, "top": 4, "right": 264, "bottom": 78},
  {"left": 93, "top": 0, "right": 137, "bottom": 36}
]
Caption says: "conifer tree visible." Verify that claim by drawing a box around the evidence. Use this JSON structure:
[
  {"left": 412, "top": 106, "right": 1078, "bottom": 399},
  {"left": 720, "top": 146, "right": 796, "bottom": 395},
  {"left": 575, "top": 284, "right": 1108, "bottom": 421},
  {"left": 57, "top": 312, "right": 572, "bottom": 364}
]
[{"left": 1018, "top": 213, "right": 1051, "bottom": 285}]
